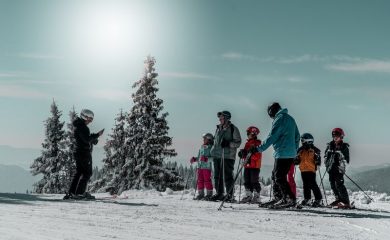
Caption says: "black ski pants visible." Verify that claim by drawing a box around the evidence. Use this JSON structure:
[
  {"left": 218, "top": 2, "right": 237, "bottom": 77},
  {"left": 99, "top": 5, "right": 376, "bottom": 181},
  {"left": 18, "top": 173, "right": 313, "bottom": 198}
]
[
  {"left": 329, "top": 170, "right": 350, "bottom": 204},
  {"left": 69, "top": 152, "right": 93, "bottom": 195},
  {"left": 244, "top": 168, "right": 261, "bottom": 193},
  {"left": 301, "top": 171, "right": 322, "bottom": 200},
  {"left": 273, "top": 158, "right": 295, "bottom": 200},
  {"left": 213, "top": 158, "right": 235, "bottom": 196}
]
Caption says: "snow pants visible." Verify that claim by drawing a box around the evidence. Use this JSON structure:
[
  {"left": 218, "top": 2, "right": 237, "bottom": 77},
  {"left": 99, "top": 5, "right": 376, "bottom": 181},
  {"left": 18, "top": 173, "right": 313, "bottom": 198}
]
[
  {"left": 197, "top": 169, "right": 213, "bottom": 191},
  {"left": 213, "top": 158, "right": 235, "bottom": 196},
  {"left": 273, "top": 158, "right": 296, "bottom": 200},
  {"left": 243, "top": 168, "right": 261, "bottom": 193},
  {"left": 329, "top": 170, "right": 350, "bottom": 204},
  {"left": 287, "top": 164, "right": 296, "bottom": 198},
  {"left": 301, "top": 171, "right": 322, "bottom": 200},
  {"left": 69, "top": 152, "right": 93, "bottom": 195}
]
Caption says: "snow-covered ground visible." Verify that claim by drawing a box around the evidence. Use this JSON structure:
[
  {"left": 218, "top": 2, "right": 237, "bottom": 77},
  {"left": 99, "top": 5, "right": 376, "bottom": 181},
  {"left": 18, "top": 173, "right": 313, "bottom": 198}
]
[{"left": 1, "top": 188, "right": 390, "bottom": 240}]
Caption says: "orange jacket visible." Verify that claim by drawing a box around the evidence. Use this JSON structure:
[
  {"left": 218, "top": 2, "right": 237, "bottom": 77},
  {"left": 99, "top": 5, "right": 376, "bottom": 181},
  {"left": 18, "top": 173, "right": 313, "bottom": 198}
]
[
  {"left": 297, "top": 145, "right": 321, "bottom": 172},
  {"left": 242, "top": 139, "right": 262, "bottom": 169}
]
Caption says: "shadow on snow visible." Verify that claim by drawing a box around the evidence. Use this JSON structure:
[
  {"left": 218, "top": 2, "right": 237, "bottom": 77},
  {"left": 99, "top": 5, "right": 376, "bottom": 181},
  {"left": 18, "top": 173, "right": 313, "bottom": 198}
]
[{"left": 0, "top": 192, "right": 158, "bottom": 207}]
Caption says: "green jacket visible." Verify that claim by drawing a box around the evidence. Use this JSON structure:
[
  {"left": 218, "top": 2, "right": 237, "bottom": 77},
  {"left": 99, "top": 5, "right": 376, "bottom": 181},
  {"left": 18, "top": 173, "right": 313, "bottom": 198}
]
[
  {"left": 195, "top": 144, "right": 213, "bottom": 169},
  {"left": 211, "top": 122, "right": 242, "bottom": 160}
]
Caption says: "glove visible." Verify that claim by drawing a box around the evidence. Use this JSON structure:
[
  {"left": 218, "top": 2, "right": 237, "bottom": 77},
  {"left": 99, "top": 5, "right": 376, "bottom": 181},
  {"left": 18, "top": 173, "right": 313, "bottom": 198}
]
[
  {"left": 315, "top": 154, "right": 321, "bottom": 166},
  {"left": 238, "top": 149, "right": 248, "bottom": 158},
  {"left": 248, "top": 145, "right": 258, "bottom": 154},
  {"left": 92, "top": 138, "right": 98, "bottom": 145},
  {"left": 190, "top": 157, "right": 197, "bottom": 164},
  {"left": 200, "top": 156, "right": 208, "bottom": 162},
  {"left": 221, "top": 139, "right": 230, "bottom": 148},
  {"left": 338, "top": 160, "right": 346, "bottom": 174},
  {"left": 335, "top": 150, "right": 345, "bottom": 161},
  {"left": 293, "top": 156, "right": 300, "bottom": 165}
]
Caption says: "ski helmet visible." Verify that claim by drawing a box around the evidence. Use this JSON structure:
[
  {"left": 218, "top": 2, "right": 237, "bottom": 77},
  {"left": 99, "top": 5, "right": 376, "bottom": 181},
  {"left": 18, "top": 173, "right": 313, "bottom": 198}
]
[
  {"left": 246, "top": 126, "right": 260, "bottom": 136},
  {"left": 217, "top": 111, "right": 231, "bottom": 120},
  {"left": 332, "top": 128, "right": 345, "bottom": 138},
  {"left": 202, "top": 133, "right": 214, "bottom": 142},
  {"left": 80, "top": 109, "right": 94, "bottom": 120},
  {"left": 301, "top": 133, "right": 314, "bottom": 145},
  {"left": 267, "top": 102, "right": 281, "bottom": 118}
]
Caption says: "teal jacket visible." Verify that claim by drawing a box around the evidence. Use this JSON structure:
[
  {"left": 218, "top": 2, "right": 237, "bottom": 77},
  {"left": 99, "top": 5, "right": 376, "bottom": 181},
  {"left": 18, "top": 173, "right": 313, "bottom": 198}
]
[
  {"left": 196, "top": 144, "right": 213, "bottom": 169},
  {"left": 258, "top": 108, "right": 300, "bottom": 159}
]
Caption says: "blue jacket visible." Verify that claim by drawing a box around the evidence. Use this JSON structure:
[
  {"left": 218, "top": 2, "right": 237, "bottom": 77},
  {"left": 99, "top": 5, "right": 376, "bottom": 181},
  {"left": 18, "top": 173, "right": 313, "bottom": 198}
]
[{"left": 258, "top": 108, "right": 300, "bottom": 159}]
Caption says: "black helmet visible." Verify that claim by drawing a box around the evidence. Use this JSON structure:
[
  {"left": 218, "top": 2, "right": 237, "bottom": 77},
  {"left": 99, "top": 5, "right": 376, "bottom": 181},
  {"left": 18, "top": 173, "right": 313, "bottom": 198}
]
[
  {"left": 267, "top": 102, "right": 281, "bottom": 118},
  {"left": 301, "top": 133, "right": 314, "bottom": 145},
  {"left": 217, "top": 111, "right": 231, "bottom": 120},
  {"left": 202, "top": 133, "right": 214, "bottom": 142}
]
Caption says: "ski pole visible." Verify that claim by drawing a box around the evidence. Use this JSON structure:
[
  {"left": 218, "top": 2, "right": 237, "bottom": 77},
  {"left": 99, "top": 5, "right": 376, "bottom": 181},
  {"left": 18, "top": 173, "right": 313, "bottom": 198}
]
[
  {"left": 344, "top": 173, "right": 374, "bottom": 202},
  {"left": 318, "top": 167, "right": 328, "bottom": 205},
  {"left": 238, "top": 158, "right": 243, "bottom": 203},
  {"left": 218, "top": 153, "right": 251, "bottom": 211}
]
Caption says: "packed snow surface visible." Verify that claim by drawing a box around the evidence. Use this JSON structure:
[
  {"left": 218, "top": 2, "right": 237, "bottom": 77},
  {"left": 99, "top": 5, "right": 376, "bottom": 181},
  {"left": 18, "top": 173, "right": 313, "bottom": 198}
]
[{"left": 0, "top": 189, "right": 390, "bottom": 240}]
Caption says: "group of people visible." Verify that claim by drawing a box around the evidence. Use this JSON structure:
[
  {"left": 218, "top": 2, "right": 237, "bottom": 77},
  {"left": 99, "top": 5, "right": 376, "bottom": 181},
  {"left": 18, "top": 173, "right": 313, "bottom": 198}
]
[{"left": 190, "top": 102, "right": 352, "bottom": 209}]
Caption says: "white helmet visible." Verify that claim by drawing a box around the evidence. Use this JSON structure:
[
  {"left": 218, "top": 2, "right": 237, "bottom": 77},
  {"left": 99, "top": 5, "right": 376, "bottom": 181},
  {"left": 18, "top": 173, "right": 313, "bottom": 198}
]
[{"left": 80, "top": 109, "right": 94, "bottom": 120}]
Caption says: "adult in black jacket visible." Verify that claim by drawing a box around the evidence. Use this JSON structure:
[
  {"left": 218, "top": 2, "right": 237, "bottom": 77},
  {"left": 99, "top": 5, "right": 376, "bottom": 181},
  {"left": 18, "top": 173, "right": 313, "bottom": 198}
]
[{"left": 64, "top": 109, "right": 103, "bottom": 200}]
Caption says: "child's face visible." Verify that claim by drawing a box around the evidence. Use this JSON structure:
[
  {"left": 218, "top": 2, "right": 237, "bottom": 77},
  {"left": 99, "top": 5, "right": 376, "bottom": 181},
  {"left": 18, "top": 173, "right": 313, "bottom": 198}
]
[
  {"left": 333, "top": 135, "right": 342, "bottom": 143},
  {"left": 247, "top": 133, "right": 256, "bottom": 139},
  {"left": 203, "top": 137, "right": 209, "bottom": 145}
]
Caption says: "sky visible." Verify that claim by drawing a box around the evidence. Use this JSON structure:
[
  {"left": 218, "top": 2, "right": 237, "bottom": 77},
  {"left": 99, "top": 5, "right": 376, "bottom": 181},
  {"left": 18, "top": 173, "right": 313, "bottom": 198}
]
[{"left": 1, "top": 0, "right": 390, "bottom": 167}]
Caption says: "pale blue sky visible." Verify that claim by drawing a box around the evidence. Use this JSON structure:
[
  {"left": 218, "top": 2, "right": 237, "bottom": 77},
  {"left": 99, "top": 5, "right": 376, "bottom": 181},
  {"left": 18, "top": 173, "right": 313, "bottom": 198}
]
[{"left": 1, "top": 0, "right": 390, "bottom": 166}]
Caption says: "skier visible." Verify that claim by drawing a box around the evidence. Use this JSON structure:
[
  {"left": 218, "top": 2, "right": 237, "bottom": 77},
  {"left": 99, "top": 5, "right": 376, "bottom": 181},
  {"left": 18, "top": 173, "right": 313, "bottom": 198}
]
[
  {"left": 324, "top": 128, "right": 351, "bottom": 208},
  {"left": 250, "top": 102, "right": 300, "bottom": 208},
  {"left": 64, "top": 109, "right": 103, "bottom": 200},
  {"left": 237, "top": 126, "right": 262, "bottom": 204},
  {"left": 294, "top": 133, "right": 323, "bottom": 207},
  {"left": 190, "top": 133, "right": 214, "bottom": 201},
  {"left": 210, "top": 111, "right": 242, "bottom": 202}
]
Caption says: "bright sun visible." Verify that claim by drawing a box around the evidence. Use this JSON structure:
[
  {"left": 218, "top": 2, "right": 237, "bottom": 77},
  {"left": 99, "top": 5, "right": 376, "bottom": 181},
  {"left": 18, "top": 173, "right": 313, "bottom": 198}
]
[{"left": 73, "top": 4, "right": 138, "bottom": 60}]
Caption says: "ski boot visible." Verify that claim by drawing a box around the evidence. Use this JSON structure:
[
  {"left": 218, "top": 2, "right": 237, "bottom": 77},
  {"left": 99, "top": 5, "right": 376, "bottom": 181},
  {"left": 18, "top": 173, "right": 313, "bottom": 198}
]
[
  {"left": 82, "top": 192, "right": 96, "bottom": 200},
  {"left": 224, "top": 194, "right": 237, "bottom": 203},
  {"left": 194, "top": 190, "right": 205, "bottom": 200},
  {"left": 259, "top": 198, "right": 279, "bottom": 208},
  {"left": 210, "top": 193, "right": 224, "bottom": 202},
  {"left": 251, "top": 191, "right": 261, "bottom": 204},
  {"left": 311, "top": 199, "right": 323, "bottom": 208},
  {"left": 239, "top": 190, "right": 253, "bottom": 204},
  {"left": 203, "top": 190, "right": 213, "bottom": 201},
  {"left": 269, "top": 197, "right": 296, "bottom": 209}
]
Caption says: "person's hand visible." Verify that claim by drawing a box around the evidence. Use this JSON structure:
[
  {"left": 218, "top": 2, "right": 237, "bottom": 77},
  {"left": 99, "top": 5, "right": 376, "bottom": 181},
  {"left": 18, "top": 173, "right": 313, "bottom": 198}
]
[
  {"left": 315, "top": 154, "right": 321, "bottom": 166},
  {"left": 248, "top": 145, "right": 258, "bottom": 154},
  {"left": 338, "top": 160, "right": 347, "bottom": 174},
  {"left": 335, "top": 150, "right": 345, "bottom": 160},
  {"left": 98, "top": 129, "right": 105, "bottom": 137},
  {"left": 190, "top": 157, "right": 197, "bottom": 164},
  {"left": 238, "top": 149, "right": 247, "bottom": 158},
  {"left": 294, "top": 156, "right": 300, "bottom": 165},
  {"left": 221, "top": 139, "right": 230, "bottom": 148}
]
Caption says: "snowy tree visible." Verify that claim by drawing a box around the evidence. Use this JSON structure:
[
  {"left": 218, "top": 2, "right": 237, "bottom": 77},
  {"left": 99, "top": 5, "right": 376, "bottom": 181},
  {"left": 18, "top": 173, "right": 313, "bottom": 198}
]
[
  {"left": 31, "top": 100, "right": 68, "bottom": 193},
  {"left": 89, "top": 109, "right": 127, "bottom": 194},
  {"left": 120, "top": 56, "right": 182, "bottom": 192},
  {"left": 61, "top": 107, "right": 78, "bottom": 191}
]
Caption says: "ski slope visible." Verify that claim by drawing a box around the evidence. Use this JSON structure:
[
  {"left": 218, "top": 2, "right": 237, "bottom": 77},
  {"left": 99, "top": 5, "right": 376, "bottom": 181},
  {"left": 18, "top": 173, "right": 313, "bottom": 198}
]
[{"left": 0, "top": 189, "right": 389, "bottom": 240}]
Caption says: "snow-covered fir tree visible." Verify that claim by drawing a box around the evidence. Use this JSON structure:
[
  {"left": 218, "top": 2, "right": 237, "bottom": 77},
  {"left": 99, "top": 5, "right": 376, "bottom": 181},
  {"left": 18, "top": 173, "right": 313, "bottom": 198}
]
[
  {"left": 89, "top": 109, "right": 127, "bottom": 194},
  {"left": 121, "top": 56, "right": 183, "bottom": 192},
  {"left": 30, "top": 100, "right": 68, "bottom": 193},
  {"left": 61, "top": 107, "right": 78, "bottom": 191}
]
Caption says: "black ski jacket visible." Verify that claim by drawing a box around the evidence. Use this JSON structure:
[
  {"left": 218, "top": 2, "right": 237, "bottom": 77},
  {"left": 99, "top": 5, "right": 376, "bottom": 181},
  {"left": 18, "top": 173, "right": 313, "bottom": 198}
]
[
  {"left": 324, "top": 141, "right": 350, "bottom": 172},
  {"left": 73, "top": 117, "right": 99, "bottom": 154}
]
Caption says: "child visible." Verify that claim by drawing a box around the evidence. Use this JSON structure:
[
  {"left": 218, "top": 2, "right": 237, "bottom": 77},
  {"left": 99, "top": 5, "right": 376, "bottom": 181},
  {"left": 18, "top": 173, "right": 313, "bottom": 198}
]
[
  {"left": 190, "top": 133, "right": 214, "bottom": 200},
  {"left": 324, "top": 128, "right": 351, "bottom": 208},
  {"left": 295, "top": 133, "right": 323, "bottom": 207},
  {"left": 237, "top": 126, "right": 262, "bottom": 204}
]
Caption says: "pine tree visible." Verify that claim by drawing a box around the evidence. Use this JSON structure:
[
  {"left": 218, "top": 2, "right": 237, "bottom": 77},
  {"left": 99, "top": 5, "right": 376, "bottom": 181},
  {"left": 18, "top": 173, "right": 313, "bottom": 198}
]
[
  {"left": 31, "top": 100, "right": 67, "bottom": 193},
  {"left": 62, "top": 107, "right": 78, "bottom": 191},
  {"left": 121, "top": 56, "right": 182, "bottom": 192},
  {"left": 89, "top": 109, "right": 127, "bottom": 194}
]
